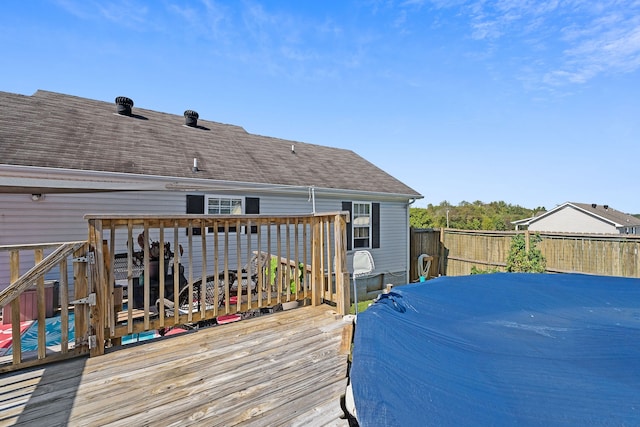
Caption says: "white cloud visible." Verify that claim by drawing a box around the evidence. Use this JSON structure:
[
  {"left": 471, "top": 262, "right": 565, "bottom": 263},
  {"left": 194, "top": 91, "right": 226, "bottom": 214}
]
[{"left": 439, "top": 0, "right": 640, "bottom": 87}]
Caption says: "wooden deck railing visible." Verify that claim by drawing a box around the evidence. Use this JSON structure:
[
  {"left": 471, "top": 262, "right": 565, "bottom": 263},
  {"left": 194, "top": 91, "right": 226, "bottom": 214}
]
[
  {"left": 0, "top": 241, "right": 89, "bottom": 372},
  {"left": 85, "top": 212, "right": 350, "bottom": 356}
]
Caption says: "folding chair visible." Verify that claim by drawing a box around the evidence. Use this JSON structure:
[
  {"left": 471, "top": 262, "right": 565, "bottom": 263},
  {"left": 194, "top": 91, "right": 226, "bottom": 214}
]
[{"left": 352, "top": 250, "right": 375, "bottom": 315}]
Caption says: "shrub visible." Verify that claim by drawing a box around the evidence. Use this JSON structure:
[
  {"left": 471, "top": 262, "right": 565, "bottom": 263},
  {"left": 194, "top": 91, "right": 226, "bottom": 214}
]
[{"left": 506, "top": 233, "right": 546, "bottom": 273}]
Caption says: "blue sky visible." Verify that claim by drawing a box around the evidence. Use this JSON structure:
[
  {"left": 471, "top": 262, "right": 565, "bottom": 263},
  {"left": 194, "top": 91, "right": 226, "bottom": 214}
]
[{"left": 2, "top": 1, "right": 639, "bottom": 213}]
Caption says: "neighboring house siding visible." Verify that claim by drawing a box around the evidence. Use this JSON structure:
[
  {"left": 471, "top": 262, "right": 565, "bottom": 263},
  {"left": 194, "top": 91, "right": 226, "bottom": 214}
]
[{"left": 528, "top": 206, "right": 617, "bottom": 234}]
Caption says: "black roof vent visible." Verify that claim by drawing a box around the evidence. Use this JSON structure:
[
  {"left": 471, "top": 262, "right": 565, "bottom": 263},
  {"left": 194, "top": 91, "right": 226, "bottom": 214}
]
[
  {"left": 591, "top": 203, "right": 597, "bottom": 208},
  {"left": 115, "top": 96, "right": 134, "bottom": 116},
  {"left": 184, "top": 110, "right": 199, "bottom": 127},
  {"left": 604, "top": 205, "right": 608, "bottom": 210}
]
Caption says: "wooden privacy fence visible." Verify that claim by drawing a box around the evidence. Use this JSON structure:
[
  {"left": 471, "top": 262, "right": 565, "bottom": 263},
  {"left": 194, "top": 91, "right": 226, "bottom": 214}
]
[
  {"left": 0, "top": 241, "right": 90, "bottom": 373},
  {"left": 85, "top": 212, "right": 350, "bottom": 356},
  {"left": 411, "top": 228, "right": 640, "bottom": 278}
]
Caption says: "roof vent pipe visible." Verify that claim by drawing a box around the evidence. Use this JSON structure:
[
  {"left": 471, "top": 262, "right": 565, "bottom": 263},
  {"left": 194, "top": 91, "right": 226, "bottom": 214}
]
[
  {"left": 604, "top": 205, "right": 608, "bottom": 210},
  {"left": 115, "top": 96, "right": 134, "bottom": 116},
  {"left": 184, "top": 110, "right": 199, "bottom": 127},
  {"left": 591, "top": 203, "right": 597, "bottom": 208}
]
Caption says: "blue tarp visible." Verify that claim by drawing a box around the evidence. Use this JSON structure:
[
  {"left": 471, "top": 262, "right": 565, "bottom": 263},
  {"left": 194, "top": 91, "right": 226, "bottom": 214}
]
[{"left": 349, "top": 273, "right": 640, "bottom": 426}]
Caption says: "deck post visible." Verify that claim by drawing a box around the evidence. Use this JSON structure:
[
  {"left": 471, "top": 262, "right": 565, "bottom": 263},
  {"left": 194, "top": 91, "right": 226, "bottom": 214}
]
[
  {"left": 334, "top": 213, "right": 349, "bottom": 315},
  {"left": 88, "top": 219, "right": 106, "bottom": 356},
  {"left": 310, "top": 217, "right": 322, "bottom": 307},
  {"left": 73, "top": 245, "right": 88, "bottom": 349}
]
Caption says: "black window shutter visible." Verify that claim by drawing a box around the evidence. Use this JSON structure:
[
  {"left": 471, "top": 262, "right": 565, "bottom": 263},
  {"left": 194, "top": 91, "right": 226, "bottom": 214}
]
[
  {"left": 186, "top": 195, "right": 204, "bottom": 236},
  {"left": 372, "top": 202, "right": 380, "bottom": 249},
  {"left": 342, "top": 201, "right": 352, "bottom": 250},
  {"left": 245, "top": 197, "right": 260, "bottom": 234}
]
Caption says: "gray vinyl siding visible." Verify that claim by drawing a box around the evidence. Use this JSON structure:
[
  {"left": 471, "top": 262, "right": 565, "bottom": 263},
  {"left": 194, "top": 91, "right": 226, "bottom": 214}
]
[{"left": 1, "top": 191, "right": 411, "bottom": 298}]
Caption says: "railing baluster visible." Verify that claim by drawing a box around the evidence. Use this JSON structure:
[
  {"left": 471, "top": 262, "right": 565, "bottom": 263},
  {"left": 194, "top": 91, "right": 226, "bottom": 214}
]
[
  {"left": 213, "top": 219, "right": 219, "bottom": 317},
  {"left": 108, "top": 224, "right": 117, "bottom": 341},
  {"left": 60, "top": 257, "right": 69, "bottom": 353},
  {"left": 246, "top": 218, "right": 252, "bottom": 310},
  {"left": 201, "top": 221, "right": 207, "bottom": 318},
  {"left": 35, "top": 248, "right": 45, "bottom": 359},
  {"left": 276, "top": 223, "right": 282, "bottom": 304},
  {"left": 187, "top": 220, "right": 194, "bottom": 323},
  {"left": 172, "top": 222, "right": 180, "bottom": 325},
  {"left": 223, "top": 221, "right": 230, "bottom": 314},
  {"left": 159, "top": 224, "right": 165, "bottom": 327},
  {"left": 142, "top": 221, "right": 150, "bottom": 330},
  {"left": 9, "top": 250, "right": 22, "bottom": 365},
  {"left": 236, "top": 218, "right": 242, "bottom": 313},
  {"left": 286, "top": 218, "right": 291, "bottom": 301},
  {"left": 267, "top": 220, "right": 275, "bottom": 305},
  {"left": 126, "top": 221, "right": 134, "bottom": 335}
]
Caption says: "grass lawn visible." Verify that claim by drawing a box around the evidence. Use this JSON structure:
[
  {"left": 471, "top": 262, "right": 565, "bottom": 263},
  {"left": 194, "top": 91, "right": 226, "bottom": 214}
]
[{"left": 350, "top": 299, "right": 374, "bottom": 315}]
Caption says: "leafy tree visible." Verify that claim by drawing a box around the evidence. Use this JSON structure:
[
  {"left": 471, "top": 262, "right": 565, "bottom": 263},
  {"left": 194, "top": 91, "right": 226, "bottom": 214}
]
[
  {"left": 506, "top": 233, "right": 546, "bottom": 273},
  {"left": 410, "top": 200, "right": 544, "bottom": 231},
  {"left": 409, "top": 207, "right": 434, "bottom": 228}
]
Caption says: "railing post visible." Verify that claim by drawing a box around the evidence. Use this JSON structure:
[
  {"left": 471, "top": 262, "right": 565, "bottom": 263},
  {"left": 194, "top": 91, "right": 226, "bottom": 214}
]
[
  {"left": 88, "top": 219, "right": 106, "bottom": 356},
  {"left": 73, "top": 244, "right": 88, "bottom": 349},
  {"left": 311, "top": 217, "right": 322, "bottom": 307},
  {"left": 334, "top": 213, "right": 349, "bottom": 315}
]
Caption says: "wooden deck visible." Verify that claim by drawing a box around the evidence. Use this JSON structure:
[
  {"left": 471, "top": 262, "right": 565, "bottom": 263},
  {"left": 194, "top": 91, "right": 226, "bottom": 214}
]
[{"left": 0, "top": 305, "right": 355, "bottom": 426}]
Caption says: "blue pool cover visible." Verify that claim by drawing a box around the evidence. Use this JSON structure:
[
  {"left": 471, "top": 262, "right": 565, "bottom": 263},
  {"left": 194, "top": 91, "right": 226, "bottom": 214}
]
[{"left": 349, "top": 273, "right": 640, "bottom": 426}]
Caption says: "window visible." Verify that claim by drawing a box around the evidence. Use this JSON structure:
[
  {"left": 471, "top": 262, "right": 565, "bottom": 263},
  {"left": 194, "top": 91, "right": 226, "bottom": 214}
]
[
  {"left": 205, "top": 196, "right": 243, "bottom": 233},
  {"left": 206, "top": 196, "right": 243, "bottom": 215},
  {"left": 353, "top": 202, "right": 371, "bottom": 248},
  {"left": 342, "top": 201, "right": 380, "bottom": 250},
  {"left": 186, "top": 195, "right": 260, "bottom": 235}
]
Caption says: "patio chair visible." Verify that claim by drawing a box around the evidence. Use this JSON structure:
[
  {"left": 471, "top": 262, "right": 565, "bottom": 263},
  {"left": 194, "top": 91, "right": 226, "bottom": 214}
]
[
  {"left": 352, "top": 250, "right": 375, "bottom": 315},
  {"left": 156, "top": 252, "right": 269, "bottom": 317}
]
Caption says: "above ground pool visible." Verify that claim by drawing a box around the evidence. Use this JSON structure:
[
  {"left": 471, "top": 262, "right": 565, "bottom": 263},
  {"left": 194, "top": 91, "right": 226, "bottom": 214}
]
[{"left": 348, "top": 273, "right": 640, "bottom": 426}]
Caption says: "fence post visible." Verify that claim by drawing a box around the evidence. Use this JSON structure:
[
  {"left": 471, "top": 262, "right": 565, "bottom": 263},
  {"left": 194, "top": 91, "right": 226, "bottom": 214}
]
[{"left": 439, "top": 227, "right": 445, "bottom": 276}]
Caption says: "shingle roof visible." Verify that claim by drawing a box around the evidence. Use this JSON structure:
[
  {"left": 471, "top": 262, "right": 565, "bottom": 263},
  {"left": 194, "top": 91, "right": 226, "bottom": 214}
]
[
  {"left": 0, "top": 90, "right": 421, "bottom": 197},
  {"left": 522, "top": 202, "right": 640, "bottom": 228},
  {"left": 569, "top": 202, "right": 640, "bottom": 227}
]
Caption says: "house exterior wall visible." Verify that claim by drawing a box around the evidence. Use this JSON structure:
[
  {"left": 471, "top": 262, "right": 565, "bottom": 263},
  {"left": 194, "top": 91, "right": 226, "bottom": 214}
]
[
  {"left": 0, "top": 190, "right": 411, "bottom": 293},
  {"left": 528, "top": 205, "right": 618, "bottom": 234}
]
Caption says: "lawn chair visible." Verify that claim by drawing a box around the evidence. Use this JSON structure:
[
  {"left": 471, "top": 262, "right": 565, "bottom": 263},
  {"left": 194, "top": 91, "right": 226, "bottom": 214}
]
[
  {"left": 156, "top": 252, "right": 269, "bottom": 318},
  {"left": 352, "top": 250, "right": 375, "bottom": 315}
]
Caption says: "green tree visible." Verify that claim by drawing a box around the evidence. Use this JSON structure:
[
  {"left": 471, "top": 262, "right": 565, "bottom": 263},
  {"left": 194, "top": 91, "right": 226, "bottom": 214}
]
[
  {"left": 409, "top": 207, "right": 434, "bottom": 228},
  {"left": 410, "top": 201, "right": 545, "bottom": 231}
]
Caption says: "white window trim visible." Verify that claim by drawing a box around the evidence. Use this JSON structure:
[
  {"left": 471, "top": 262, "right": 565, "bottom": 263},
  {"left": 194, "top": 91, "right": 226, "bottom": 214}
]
[
  {"left": 352, "top": 201, "right": 372, "bottom": 249},
  {"left": 204, "top": 195, "right": 245, "bottom": 234}
]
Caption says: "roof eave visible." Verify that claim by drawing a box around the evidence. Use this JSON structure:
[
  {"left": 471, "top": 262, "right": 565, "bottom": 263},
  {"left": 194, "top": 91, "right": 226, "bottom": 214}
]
[{"left": 0, "top": 165, "right": 422, "bottom": 201}]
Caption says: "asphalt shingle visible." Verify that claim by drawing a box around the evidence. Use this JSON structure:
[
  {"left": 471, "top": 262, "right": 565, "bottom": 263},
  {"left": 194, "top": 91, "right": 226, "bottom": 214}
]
[{"left": 0, "top": 90, "right": 421, "bottom": 197}]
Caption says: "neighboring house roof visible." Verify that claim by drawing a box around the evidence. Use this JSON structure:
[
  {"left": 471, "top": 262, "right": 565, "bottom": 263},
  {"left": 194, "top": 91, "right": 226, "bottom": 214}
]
[
  {"left": 0, "top": 90, "right": 421, "bottom": 199},
  {"left": 513, "top": 202, "right": 640, "bottom": 229}
]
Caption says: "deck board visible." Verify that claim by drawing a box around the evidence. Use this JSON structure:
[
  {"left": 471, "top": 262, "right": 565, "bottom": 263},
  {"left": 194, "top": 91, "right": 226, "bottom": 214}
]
[{"left": 0, "top": 305, "right": 353, "bottom": 426}]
